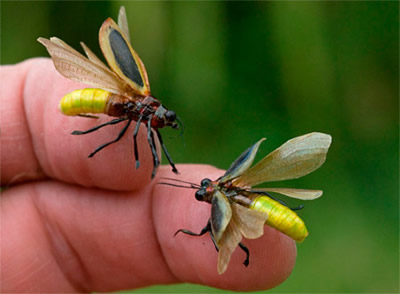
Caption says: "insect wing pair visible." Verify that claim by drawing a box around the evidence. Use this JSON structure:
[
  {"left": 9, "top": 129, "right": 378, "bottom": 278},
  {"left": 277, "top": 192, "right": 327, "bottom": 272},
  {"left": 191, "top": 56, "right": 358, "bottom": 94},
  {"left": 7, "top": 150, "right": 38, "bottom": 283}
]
[
  {"left": 38, "top": 7, "right": 178, "bottom": 178},
  {"left": 171, "top": 132, "right": 332, "bottom": 274}
]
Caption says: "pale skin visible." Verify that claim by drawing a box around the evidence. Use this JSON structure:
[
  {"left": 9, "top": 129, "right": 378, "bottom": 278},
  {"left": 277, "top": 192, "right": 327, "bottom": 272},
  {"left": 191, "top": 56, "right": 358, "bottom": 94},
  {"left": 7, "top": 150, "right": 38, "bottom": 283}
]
[{"left": 0, "top": 58, "right": 297, "bottom": 292}]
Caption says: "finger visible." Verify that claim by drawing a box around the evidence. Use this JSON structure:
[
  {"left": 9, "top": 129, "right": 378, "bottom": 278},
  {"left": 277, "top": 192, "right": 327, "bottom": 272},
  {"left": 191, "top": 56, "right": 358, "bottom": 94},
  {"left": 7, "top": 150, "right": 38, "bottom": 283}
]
[
  {"left": 0, "top": 58, "right": 162, "bottom": 190},
  {"left": 2, "top": 165, "right": 296, "bottom": 293}
]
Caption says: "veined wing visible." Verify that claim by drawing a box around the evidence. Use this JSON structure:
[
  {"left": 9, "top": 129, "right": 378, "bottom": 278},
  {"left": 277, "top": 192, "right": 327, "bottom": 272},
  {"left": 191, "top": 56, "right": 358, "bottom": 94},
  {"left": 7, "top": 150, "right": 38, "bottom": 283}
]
[
  {"left": 234, "top": 132, "right": 332, "bottom": 187},
  {"left": 217, "top": 202, "right": 268, "bottom": 274},
  {"left": 38, "top": 37, "right": 127, "bottom": 95},
  {"left": 99, "top": 17, "right": 151, "bottom": 96},
  {"left": 50, "top": 37, "right": 108, "bottom": 70},
  {"left": 253, "top": 187, "right": 323, "bottom": 200},
  {"left": 231, "top": 203, "right": 268, "bottom": 239},
  {"left": 219, "top": 138, "right": 266, "bottom": 183},
  {"left": 217, "top": 217, "right": 242, "bottom": 274},
  {"left": 118, "top": 6, "right": 131, "bottom": 43},
  {"left": 80, "top": 42, "right": 109, "bottom": 71}
]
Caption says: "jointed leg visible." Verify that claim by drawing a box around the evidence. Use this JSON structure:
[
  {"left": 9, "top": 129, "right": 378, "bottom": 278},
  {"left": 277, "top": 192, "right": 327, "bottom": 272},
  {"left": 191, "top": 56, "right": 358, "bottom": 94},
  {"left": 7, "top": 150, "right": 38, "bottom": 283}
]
[
  {"left": 174, "top": 220, "right": 219, "bottom": 252},
  {"left": 174, "top": 225, "right": 209, "bottom": 238},
  {"left": 251, "top": 190, "right": 304, "bottom": 211},
  {"left": 156, "top": 129, "right": 179, "bottom": 174},
  {"left": 290, "top": 204, "right": 304, "bottom": 211},
  {"left": 72, "top": 118, "right": 127, "bottom": 135},
  {"left": 88, "top": 119, "right": 132, "bottom": 158},
  {"left": 250, "top": 190, "right": 290, "bottom": 207},
  {"left": 238, "top": 242, "right": 250, "bottom": 267},
  {"left": 147, "top": 116, "right": 160, "bottom": 178},
  {"left": 133, "top": 115, "right": 143, "bottom": 169}
]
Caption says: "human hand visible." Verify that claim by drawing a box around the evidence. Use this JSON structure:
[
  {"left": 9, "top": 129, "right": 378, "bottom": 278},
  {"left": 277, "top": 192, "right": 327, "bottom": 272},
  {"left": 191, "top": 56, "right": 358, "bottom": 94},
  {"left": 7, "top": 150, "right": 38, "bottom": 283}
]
[{"left": 1, "top": 58, "right": 296, "bottom": 292}]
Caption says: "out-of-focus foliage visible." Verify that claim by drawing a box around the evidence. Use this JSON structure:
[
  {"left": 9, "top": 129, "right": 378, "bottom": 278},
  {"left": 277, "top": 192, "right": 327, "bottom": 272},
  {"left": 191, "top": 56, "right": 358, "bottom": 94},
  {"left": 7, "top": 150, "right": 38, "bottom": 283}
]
[{"left": 1, "top": 1, "right": 398, "bottom": 293}]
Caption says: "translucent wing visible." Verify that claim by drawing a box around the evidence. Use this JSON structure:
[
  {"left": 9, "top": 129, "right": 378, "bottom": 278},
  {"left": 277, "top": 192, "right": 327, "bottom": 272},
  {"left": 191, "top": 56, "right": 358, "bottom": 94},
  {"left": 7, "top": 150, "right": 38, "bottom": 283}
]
[
  {"left": 99, "top": 18, "right": 151, "bottom": 96},
  {"left": 118, "top": 6, "right": 131, "bottom": 43},
  {"left": 234, "top": 132, "right": 332, "bottom": 187},
  {"left": 210, "top": 190, "right": 232, "bottom": 244},
  {"left": 231, "top": 203, "right": 268, "bottom": 239},
  {"left": 253, "top": 187, "right": 323, "bottom": 200},
  {"left": 217, "top": 217, "right": 242, "bottom": 275},
  {"left": 217, "top": 203, "right": 268, "bottom": 274},
  {"left": 80, "top": 41, "right": 109, "bottom": 70},
  {"left": 219, "top": 138, "right": 266, "bottom": 183},
  {"left": 38, "top": 37, "right": 127, "bottom": 95}
]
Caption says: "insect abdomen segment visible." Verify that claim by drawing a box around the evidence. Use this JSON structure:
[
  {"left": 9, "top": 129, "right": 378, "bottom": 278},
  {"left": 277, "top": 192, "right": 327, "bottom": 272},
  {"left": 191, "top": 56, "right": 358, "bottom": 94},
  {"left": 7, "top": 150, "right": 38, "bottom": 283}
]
[
  {"left": 59, "top": 88, "right": 111, "bottom": 116},
  {"left": 250, "top": 196, "right": 308, "bottom": 242}
]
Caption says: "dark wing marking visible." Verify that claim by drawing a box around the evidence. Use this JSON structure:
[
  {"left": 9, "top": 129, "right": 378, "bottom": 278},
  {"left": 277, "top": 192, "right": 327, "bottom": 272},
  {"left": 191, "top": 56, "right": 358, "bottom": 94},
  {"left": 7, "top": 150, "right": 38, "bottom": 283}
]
[
  {"left": 210, "top": 190, "right": 232, "bottom": 244},
  {"left": 219, "top": 138, "right": 266, "bottom": 183},
  {"left": 99, "top": 18, "right": 151, "bottom": 96}
]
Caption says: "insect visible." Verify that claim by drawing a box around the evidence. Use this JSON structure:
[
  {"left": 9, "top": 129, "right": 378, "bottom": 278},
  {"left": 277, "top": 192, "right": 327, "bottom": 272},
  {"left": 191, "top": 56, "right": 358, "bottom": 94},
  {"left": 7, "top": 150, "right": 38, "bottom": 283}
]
[
  {"left": 38, "top": 6, "right": 179, "bottom": 178},
  {"left": 161, "top": 132, "right": 332, "bottom": 274}
]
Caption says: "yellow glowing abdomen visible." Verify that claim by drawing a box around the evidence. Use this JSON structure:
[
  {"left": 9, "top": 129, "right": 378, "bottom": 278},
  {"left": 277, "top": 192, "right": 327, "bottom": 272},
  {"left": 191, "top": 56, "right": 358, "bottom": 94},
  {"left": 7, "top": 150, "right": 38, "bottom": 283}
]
[
  {"left": 250, "top": 195, "right": 308, "bottom": 242},
  {"left": 59, "top": 88, "right": 112, "bottom": 116}
]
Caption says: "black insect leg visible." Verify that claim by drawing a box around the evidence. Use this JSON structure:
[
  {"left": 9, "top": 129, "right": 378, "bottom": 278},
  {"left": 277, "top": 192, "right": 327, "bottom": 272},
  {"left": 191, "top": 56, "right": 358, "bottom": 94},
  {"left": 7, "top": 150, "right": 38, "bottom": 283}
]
[
  {"left": 156, "top": 129, "right": 179, "bottom": 174},
  {"left": 174, "top": 225, "right": 209, "bottom": 238},
  {"left": 250, "top": 190, "right": 305, "bottom": 211},
  {"left": 71, "top": 117, "right": 127, "bottom": 135},
  {"left": 147, "top": 116, "right": 160, "bottom": 178},
  {"left": 290, "top": 204, "right": 304, "bottom": 211},
  {"left": 238, "top": 242, "right": 250, "bottom": 267},
  {"left": 132, "top": 115, "right": 143, "bottom": 169},
  {"left": 174, "top": 221, "right": 219, "bottom": 252},
  {"left": 77, "top": 114, "right": 99, "bottom": 119},
  {"left": 88, "top": 119, "right": 132, "bottom": 158}
]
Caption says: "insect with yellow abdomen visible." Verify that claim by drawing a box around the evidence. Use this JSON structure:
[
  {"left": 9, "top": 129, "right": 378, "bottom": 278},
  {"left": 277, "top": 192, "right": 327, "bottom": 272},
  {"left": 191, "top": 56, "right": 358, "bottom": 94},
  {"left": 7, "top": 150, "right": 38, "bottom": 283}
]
[
  {"left": 161, "top": 132, "right": 332, "bottom": 274},
  {"left": 38, "top": 7, "right": 179, "bottom": 178}
]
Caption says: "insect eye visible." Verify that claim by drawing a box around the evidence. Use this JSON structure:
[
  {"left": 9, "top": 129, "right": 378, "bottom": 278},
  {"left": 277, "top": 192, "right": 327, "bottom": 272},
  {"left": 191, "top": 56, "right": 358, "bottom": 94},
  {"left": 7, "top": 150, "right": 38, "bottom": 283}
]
[
  {"left": 195, "top": 189, "right": 206, "bottom": 201},
  {"left": 165, "top": 110, "right": 176, "bottom": 122},
  {"left": 126, "top": 102, "right": 135, "bottom": 111},
  {"left": 200, "top": 178, "right": 211, "bottom": 187}
]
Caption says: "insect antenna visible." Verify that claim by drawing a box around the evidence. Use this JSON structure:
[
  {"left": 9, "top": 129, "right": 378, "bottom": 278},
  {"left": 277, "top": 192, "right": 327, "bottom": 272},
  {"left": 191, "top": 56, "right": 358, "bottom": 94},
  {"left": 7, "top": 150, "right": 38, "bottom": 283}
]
[
  {"left": 159, "top": 177, "right": 201, "bottom": 188},
  {"left": 157, "top": 182, "right": 199, "bottom": 189},
  {"left": 158, "top": 177, "right": 200, "bottom": 189}
]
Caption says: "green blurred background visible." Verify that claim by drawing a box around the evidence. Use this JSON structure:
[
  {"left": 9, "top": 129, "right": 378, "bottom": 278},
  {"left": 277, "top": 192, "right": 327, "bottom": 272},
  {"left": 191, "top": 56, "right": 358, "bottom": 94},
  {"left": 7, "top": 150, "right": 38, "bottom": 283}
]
[{"left": 1, "top": 1, "right": 398, "bottom": 293}]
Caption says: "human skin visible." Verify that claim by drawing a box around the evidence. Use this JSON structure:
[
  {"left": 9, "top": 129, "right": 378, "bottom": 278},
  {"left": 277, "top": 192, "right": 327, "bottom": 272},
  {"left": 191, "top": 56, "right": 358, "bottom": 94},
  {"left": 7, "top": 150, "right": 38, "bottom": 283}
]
[{"left": 0, "top": 58, "right": 297, "bottom": 293}]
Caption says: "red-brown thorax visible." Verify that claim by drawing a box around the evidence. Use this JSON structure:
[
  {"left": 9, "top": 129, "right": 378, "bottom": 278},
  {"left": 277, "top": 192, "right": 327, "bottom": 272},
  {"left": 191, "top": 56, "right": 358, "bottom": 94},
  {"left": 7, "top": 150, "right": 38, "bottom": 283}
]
[{"left": 106, "top": 94, "right": 176, "bottom": 129}]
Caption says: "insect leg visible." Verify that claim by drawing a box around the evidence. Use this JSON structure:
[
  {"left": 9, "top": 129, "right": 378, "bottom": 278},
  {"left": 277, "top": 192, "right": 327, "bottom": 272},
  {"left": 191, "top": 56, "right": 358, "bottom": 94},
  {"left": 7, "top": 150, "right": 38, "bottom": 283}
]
[
  {"left": 238, "top": 242, "right": 250, "bottom": 267},
  {"left": 250, "top": 190, "right": 303, "bottom": 211},
  {"left": 174, "top": 226, "right": 209, "bottom": 237},
  {"left": 156, "top": 129, "right": 179, "bottom": 174},
  {"left": 174, "top": 220, "right": 219, "bottom": 252},
  {"left": 132, "top": 114, "right": 143, "bottom": 169},
  {"left": 78, "top": 114, "right": 99, "bottom": 119},
  {"left": 72, "top": 117, "right": 127, "bottom": 135},
  {"left": 88, "top": 119, "right": 132, "bottom": 158},
  {"left": 250, "top": 190, "right": 289, "bottom": 207},
  {"left": 147, "top": 115, "right": 160, "bottom": 178},
  {"left": 290, "top": 204, "right": 304, "bottom": 211}
]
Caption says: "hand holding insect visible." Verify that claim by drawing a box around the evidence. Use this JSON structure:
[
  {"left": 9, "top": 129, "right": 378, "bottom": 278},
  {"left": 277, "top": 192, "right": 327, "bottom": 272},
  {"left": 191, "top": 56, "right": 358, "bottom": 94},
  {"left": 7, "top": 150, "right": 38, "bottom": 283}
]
[{"left": 1, "top": 59, "right": 297, "bottom": 292}]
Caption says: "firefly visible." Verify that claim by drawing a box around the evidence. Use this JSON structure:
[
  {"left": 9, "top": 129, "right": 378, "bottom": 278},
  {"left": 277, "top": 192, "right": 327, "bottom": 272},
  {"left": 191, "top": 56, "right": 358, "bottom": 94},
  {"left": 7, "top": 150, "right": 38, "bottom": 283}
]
[
  {"left": 161, "top": 132, "right": 332, "bottom": 274},
  {"left": 38, "top": 7, "right": 180, "bottom": 178}
]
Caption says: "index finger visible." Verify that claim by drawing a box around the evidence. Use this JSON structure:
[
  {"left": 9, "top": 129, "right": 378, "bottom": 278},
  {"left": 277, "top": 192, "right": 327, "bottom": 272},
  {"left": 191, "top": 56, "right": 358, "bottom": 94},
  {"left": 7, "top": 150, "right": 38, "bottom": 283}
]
[{"left": 1, "top": 58, "right": 165, "bottom": 190}]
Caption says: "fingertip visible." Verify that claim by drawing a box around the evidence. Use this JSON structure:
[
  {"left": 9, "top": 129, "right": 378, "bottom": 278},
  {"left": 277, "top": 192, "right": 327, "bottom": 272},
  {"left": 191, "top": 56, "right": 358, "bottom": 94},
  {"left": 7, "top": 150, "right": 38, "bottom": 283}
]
[
  {"left": 153, "top": 165, "right": 297, "bottom": 291},
  {"left": 3, "top": 58, "right": 160, "bottom": 190}
]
